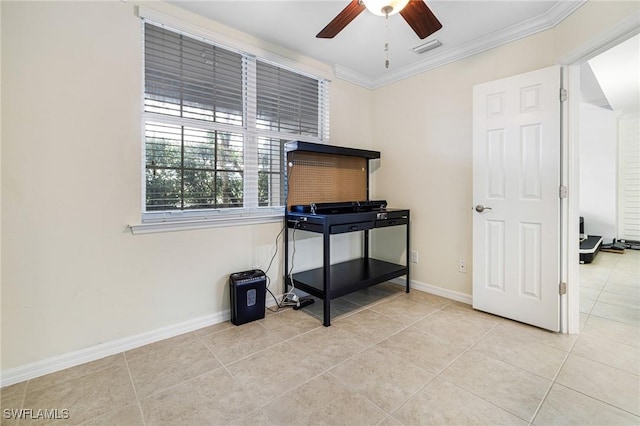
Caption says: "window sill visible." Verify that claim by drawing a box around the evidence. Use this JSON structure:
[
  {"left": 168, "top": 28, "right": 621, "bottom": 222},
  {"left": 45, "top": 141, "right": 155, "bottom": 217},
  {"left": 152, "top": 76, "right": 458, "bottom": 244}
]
[{"left": 129, "top": 213, "right": 284, "bottom": 235}]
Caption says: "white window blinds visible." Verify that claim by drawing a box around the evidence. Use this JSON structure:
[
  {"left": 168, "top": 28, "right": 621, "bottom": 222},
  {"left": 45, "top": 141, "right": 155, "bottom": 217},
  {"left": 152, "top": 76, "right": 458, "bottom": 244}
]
[
  {"left": 142, "top": 21, "right": 329, "bottom": 225},
  {"left": 144, "top": 23, "right": 244, "bottom": 125},
  {"left": 618, "top": 114, "right": 640, "bottom": 241},
  {"left": 257, "top": 61, "right": 321, "bottom": 136}
]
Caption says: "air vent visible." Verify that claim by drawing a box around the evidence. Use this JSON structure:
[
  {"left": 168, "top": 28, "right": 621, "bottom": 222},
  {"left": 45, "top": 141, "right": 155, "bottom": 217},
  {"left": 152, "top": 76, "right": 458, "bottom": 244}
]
[{"left": 412, "top": 39, "right": 442, "bottom": 54}]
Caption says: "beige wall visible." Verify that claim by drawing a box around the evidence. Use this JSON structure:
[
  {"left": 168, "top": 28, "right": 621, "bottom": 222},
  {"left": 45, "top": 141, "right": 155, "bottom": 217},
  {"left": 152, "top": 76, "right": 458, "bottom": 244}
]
[
  {"left": 370, "top": 0, "right": 638, "bottom": 296},
  {"left": 371, "top": 31, "right": 556, "bottom": 296},
  {"left": 0, "top": 1, "right": 373, "bottom": 371},
  {"left": 2, "top": 0, "right": 637, "bottom": 373},
  {"left": 329, "top": 78, "right": 375, "bottom": 150}
]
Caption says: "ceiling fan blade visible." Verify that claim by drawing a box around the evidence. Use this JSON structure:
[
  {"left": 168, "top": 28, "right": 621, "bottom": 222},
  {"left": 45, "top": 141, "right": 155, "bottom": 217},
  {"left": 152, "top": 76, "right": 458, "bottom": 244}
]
[
  {"left": 316, "top": 0, "right": 366, "bottom": 39},
  {"left": 400, "top": 0, "right": 442, "bottom": 39}
]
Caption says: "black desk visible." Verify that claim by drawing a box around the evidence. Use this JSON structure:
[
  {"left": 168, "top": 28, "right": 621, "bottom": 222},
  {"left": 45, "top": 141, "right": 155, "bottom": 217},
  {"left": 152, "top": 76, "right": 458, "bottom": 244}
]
[{"left": 284, "top": 208, "right": 410, "bottom": 326}]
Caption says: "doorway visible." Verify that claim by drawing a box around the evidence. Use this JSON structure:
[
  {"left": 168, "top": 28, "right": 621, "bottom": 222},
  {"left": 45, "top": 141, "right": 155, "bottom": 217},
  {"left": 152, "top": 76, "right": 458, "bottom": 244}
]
[{"left": 561, "top": 24, "right": 639, "bottom": 333}]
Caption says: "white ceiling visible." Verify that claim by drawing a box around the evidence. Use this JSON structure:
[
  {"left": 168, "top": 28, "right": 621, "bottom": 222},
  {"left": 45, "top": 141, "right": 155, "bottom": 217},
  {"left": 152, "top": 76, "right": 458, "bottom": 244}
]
[{"left": 168, "top": 0, "right": 586, "bottom": 88}]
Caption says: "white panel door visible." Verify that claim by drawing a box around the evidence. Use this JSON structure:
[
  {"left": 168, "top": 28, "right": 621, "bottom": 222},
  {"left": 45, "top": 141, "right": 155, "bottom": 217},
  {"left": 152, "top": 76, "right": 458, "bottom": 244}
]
[{"left": 472, "top": 66, "right": 561, "bottom": 332}]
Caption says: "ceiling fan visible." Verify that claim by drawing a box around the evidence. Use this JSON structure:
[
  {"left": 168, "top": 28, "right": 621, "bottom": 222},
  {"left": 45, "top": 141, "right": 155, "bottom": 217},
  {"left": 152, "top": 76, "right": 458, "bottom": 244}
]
[{"left": 316, "top": 0, "right": 442, "bottom": 40}]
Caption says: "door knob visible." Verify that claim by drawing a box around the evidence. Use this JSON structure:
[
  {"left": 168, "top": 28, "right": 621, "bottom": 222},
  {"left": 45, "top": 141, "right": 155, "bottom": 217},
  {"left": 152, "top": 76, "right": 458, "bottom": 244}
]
[{"left": 475, "top": 204, "right": 493, "bottom": 213}]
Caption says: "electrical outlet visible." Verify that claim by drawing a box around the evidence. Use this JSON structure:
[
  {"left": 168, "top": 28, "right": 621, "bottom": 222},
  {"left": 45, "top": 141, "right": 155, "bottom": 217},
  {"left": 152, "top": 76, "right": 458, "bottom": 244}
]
[
  {"left": 410, "top": 250, "right": 419, "bottom": 264},
  {"left": 458, "top": 259, "right": 467, "bottom": 273}
]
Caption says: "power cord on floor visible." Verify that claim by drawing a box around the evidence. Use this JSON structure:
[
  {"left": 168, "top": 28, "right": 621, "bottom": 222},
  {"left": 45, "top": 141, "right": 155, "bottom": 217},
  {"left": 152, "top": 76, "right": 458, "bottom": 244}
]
[
  {"left": 262, "top": 222, "right": 285, "bottom": 312},
  {"left": 281, "top": 219, "right": 301, "bottom": 307},
  {"left": 262, "top": 219, "right": 301, "bottom": 312}
]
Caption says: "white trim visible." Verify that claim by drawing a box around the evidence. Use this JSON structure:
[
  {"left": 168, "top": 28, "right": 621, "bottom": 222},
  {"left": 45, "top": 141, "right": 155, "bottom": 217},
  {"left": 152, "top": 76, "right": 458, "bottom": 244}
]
[
  {"left": 390, "top": 277, "right": 472, "bottom": 305},
  {"left": 0, "top": 311, "right": 228, "bottom": 387},
  {"left": 566, "top": 65, "right": 581, "bottom": 334},
  {"left": 556, "top": 11, "right": 640, "bottom": 65},
  {"left": 1, "top": 278, "right": 469, "bottom": 387},
  {"left": 130, "top": 213, "right": 283, "bottom": 234},
  {"left": 334, "top": 65, "right": 375, "bottom": 90},
  {"left": 0, "top": 294, "right": 283, "bottom": 387}
]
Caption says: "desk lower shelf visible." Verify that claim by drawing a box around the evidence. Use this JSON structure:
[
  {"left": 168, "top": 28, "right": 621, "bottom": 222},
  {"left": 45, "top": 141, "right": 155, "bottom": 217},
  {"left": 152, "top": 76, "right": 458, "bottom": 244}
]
[{"left": 291, "top": 258, "right": 407, "bottom": 300}]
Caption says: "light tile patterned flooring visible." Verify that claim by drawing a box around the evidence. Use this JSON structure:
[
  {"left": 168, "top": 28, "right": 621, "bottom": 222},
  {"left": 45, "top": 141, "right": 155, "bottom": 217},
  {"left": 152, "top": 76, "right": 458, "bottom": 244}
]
[{"left": 1, "top": 250, "right": 638, "bottom": 425}]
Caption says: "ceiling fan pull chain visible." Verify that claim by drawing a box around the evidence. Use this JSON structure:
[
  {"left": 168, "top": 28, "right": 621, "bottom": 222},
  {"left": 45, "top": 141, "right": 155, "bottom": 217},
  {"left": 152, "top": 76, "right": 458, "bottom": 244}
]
[{"left": 385, "top": 11, "right": 390, "bottom": 68}]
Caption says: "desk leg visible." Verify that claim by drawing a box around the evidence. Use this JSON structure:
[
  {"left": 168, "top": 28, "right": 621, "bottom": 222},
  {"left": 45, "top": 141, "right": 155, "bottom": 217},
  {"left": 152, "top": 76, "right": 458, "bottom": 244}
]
[
  {"left": 323, "top": 227, "right": 331, "bottom": 326},
  {"left": 284, "top": 219, "right": 290, "bottom": 295},
  {"left": 364, "top": 229, "right": 369, "bottom": 260},
  {"left": 406, "top": 212, "right": 411, "bottom": 293}
]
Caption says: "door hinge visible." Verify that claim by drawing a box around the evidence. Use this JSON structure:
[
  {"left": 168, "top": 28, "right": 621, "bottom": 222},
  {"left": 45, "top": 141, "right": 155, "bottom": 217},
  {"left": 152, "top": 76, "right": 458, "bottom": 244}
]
[
  {"left": 559, "top": 185, "right": 568, "bottom": 198},
  {"left": 560, "top": 88, "right": 568, "bottom": 102},
  {"left": 559, "top": 282, "right": 567, "bottom": 295}
]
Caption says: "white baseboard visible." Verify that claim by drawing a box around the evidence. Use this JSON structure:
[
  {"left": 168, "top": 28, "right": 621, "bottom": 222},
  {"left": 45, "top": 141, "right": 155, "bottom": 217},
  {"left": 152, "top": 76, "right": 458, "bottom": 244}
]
[
  {"left": 0, "top": 310, "right": 230, "bottom": 388},
  {"left": 0, "top": 283, "right": 465, "bottom": 388},
  {"left": 390, "top": 278, "right": 472, "bottom": 305}
]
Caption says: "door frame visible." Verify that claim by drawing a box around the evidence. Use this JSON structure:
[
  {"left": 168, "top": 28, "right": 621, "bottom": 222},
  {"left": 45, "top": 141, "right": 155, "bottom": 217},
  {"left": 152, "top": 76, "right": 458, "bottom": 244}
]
[{"left": 558, "top": 13, "right": 640, "bottom": 334}]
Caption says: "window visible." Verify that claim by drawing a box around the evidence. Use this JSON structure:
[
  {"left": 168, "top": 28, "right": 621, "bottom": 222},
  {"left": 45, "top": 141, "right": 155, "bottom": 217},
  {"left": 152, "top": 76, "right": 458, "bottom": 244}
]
[{"left": 142, "top": 22, "right": 329, "bottom": 226}]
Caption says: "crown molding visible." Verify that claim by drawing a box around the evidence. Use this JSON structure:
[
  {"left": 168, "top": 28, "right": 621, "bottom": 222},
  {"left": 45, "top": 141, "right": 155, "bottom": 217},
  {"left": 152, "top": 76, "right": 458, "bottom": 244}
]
[
  {"left": 335, "top": 0, "right": 587, "bottom": 89},
  {"left": 334, "top": 64, "right": 377, "bottom": 90},
  {"left": 557, "top": 10, "right": 640, "bottom": 64}
]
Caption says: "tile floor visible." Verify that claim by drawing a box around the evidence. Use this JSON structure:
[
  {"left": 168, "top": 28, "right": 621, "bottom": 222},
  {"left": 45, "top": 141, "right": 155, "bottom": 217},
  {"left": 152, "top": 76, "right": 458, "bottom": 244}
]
[{"left": 1, "top": 250, "right": 638, "bottom": 425}]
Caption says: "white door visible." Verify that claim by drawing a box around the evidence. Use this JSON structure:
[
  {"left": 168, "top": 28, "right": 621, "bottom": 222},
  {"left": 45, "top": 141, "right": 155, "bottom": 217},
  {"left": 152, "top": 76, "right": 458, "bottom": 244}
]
[{"left": 472, "top": 65, "right": 561, "bottom": 332}]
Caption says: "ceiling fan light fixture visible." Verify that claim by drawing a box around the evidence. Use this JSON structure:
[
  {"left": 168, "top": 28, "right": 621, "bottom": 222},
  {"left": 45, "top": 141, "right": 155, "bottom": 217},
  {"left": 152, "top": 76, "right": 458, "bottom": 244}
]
[{"left": 362, "top": 0, "right": 410, "bottom": 17}]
